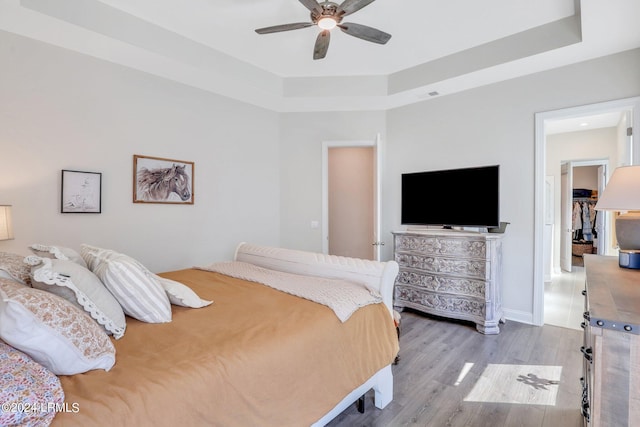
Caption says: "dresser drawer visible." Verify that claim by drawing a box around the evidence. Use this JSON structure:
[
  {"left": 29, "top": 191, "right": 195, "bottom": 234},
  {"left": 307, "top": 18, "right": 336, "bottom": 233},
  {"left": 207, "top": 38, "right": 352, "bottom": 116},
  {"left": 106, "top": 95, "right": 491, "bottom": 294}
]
[
  {"left": 395, "top": 253, "right": 488, "bottom": 280},
  {"left": 395, "top": 269, "right": 487, "bottom": 299},
  {"left": 394, "top": 286, "right": 486, "bottom": 318},
  {"left": 394, "top": 234, "right": 487, "bottom": 258}
]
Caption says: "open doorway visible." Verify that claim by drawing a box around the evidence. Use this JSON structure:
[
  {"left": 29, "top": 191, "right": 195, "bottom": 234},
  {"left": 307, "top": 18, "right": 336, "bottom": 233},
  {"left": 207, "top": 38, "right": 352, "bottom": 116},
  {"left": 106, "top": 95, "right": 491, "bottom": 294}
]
[
  {"left": 321, "top": 135, "right": 384, "bottom": 261},
  {"left": 533, "top": 96, "right": 640, "bottom": 327},
  {"left": 558, "top": 160, "right": 608, "bottom": 272}
]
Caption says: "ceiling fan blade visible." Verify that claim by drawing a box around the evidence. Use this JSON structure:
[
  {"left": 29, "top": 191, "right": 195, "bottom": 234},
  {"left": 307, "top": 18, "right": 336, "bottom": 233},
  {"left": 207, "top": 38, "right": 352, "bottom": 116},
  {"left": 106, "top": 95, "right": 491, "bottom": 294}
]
[
  {"left": 255, "top": 22, "right": 313, "bottom": 34},
  {"left": 313, "top": 30, "right": 330, "bottom": 60},
  {"left": 299, "top": 0, "right": 322, "bottom": 13},
  {"left": 338, "top": 22, "right": 391, "bottom": 44},
  {"left": 338, "top": 0, "right": 376, "bottom": 16}
]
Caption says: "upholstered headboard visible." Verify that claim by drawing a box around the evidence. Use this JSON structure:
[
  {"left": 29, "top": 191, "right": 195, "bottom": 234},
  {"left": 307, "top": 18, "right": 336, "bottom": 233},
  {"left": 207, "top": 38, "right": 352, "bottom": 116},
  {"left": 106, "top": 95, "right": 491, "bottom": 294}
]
[{"left": 234, "top": 242, "right": 398, "bottom": 317}]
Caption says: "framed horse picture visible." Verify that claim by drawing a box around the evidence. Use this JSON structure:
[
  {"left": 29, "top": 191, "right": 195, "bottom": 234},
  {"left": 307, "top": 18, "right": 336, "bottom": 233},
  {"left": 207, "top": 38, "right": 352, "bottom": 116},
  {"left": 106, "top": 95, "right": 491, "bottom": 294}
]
[{"left": 133, "top": 155, "right": 194, "bottom": 204}]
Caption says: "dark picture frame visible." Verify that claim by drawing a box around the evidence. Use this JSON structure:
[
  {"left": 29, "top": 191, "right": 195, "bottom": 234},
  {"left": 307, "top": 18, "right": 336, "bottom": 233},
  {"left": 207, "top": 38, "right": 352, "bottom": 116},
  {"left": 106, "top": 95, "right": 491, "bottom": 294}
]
[
  {"left": 133, "top": 155, "right": 194, "bottom": 204},
  {"left": 61, "top": 170, "right": 102, "bottom": 213}
]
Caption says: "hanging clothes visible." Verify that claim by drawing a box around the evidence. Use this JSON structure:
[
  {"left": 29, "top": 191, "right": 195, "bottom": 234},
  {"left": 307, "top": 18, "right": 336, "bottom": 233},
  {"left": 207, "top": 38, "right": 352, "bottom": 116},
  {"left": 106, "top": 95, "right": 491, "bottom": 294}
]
[
  {"left": 572, "top": 198, "right": 597, "bottom": 242},
  {"left": 582, "top": 201, "right": 592, "bottom": 241},
  {"left": 572, "top": 201, "right": 583, "bottom": 240}
]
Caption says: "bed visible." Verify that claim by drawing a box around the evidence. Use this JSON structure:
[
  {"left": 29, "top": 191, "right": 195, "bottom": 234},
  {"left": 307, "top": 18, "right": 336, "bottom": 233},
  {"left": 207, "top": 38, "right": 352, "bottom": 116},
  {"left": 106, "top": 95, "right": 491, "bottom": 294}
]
[{"left": 0, "top": 243, "right": 399, "bottom": 426}]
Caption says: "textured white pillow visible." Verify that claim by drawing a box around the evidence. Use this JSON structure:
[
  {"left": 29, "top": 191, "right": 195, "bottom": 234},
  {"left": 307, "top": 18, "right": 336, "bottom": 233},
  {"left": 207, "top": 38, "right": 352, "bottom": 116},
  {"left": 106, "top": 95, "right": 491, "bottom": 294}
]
[
  {"left": 81, "top": 245, "right": 172, "bottom": 323},
  {"left": 156, "top": 276, "right": 213, "bottom": 308},
  {"left": 29, "top": 244, "right": 88, "bottom": 268},
  {"left": 26, "top": 256, "right": 126, "bottom": 339},
  {"left": 0, "top": 278, "right": 116, "bottom": 375}
]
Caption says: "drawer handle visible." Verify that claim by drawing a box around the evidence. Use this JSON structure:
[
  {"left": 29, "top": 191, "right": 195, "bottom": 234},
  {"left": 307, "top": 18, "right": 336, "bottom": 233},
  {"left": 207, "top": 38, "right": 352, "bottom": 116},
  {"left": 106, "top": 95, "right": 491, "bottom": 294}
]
[
  {"left": 580, "top": 377, "right": 590, "bottom": 421},
  {"left": 581, "top": 401, "right": 590, "bottom": 421},
  {"left": 581, "top": 289, "right": 587, "bottom": 296},
  {"left": 580, "top": 322, "right": 587, "bottom": 329},
  {"left": 583, "top": 311, "right": 590, "bottom": 321},
  {"left": 580, "top": 346, "right": 592, "bottom": 363}
]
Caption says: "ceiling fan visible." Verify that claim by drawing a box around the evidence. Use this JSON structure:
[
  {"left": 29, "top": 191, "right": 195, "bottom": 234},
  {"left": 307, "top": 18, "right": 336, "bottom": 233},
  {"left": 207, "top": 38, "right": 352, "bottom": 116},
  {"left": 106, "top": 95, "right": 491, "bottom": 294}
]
[{"left": 255, "top": 0, "right": 391, "bottom": 60}]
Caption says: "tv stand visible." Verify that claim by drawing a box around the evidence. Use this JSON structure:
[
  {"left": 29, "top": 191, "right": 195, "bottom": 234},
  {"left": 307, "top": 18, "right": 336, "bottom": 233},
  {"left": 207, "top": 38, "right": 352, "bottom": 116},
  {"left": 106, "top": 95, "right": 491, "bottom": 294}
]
[{"left": 392, "top": 229, "right": 505, "bottom": 334}]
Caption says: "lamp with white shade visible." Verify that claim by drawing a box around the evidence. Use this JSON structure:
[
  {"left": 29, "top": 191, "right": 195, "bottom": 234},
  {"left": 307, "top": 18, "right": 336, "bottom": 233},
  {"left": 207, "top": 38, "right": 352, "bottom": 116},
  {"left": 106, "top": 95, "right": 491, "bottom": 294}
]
[
  {"left": 595, "top": 165, "right": 640, "bottom": 269},
  {"left": 0, "top": 205, "right": 14, "bottom": 241}
]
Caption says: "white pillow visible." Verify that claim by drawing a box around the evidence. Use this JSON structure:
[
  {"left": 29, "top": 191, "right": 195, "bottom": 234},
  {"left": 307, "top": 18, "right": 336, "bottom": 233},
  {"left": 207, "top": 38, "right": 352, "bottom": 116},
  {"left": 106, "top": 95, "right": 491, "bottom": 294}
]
[
  {"left": 0, "top": 278, "right": 116, "bottom": 375},
  {"left": 81, "top": 245, "right": 172, "bottom": 323},
  {"left": 29, "top": 243, "right": 88, "bottom": 268},
  {"left": 26, "top": 256, "right": 126, "bottom": 339},
  {"left": 156, "top": 276, "right": 213, "bottom": 308}
]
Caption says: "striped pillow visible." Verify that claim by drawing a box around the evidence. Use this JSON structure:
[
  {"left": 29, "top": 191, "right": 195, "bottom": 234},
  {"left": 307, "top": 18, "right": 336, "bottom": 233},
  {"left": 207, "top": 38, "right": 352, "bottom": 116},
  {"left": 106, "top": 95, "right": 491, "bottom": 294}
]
[{"left": 82, "top": 246, "right": 171, "bottom": 323}]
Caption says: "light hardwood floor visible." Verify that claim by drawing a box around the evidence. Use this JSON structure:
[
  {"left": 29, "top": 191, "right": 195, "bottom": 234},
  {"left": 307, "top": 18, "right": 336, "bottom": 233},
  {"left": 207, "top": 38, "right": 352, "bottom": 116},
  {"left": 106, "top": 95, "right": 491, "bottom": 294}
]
[
  {"left": 544, "top": 267, "right": 585, "bottom": 331},
  {"left": 328, "top": 311, "right": 584, "bottom": 427}
]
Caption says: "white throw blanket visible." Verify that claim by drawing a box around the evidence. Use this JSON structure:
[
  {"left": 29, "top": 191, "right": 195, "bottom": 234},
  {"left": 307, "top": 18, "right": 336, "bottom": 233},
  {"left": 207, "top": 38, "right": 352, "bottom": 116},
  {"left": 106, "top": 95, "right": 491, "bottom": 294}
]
[{"left": 198, "top": 261, "right": 382, "bottom": 322}]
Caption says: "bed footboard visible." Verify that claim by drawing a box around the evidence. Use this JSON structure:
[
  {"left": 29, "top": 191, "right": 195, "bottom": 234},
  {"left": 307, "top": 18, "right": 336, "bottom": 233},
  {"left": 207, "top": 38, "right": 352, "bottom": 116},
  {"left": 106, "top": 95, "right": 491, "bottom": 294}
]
[
  {"left": 234, "top": 242, "right": 399, "bottom": 318},
  {"left": 311, "top": 364, "right": 393, "bottom": 426}
]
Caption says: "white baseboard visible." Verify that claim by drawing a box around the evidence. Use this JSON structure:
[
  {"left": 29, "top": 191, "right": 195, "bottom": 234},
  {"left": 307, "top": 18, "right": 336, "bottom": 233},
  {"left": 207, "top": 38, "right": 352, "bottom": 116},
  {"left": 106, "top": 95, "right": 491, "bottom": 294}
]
[{"left": 503, "top": 308, "right": 534, "bottom": 326}]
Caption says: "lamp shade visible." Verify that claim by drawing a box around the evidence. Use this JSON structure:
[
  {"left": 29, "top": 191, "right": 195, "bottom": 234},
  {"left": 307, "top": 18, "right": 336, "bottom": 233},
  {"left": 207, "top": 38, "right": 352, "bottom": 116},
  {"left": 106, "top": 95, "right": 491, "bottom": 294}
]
[
  {"left": 0, "top": 205, "right": 14, "bottom": 241},
  {"left": 595, "top": 165, "right": 640, "bottom": 211}
]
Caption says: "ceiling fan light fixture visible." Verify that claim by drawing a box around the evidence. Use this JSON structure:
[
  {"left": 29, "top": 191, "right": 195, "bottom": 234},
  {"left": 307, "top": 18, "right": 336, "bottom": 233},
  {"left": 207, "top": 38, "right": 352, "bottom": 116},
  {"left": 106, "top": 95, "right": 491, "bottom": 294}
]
[{"left": 318, "top": 17, "right": 337, "bottom": 30}]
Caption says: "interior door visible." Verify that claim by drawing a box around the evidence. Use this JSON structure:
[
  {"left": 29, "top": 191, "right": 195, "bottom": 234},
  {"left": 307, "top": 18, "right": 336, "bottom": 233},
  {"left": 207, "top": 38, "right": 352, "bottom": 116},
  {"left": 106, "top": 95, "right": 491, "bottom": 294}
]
[
  {"left": 596, "top": 165, "right": 607, "bottom": 255},
  {"left": 323, "top": 137, "right": 381, "bottom": 261},
  {"left": 560, "top": 162, "right": 573, "bottom": 272}
]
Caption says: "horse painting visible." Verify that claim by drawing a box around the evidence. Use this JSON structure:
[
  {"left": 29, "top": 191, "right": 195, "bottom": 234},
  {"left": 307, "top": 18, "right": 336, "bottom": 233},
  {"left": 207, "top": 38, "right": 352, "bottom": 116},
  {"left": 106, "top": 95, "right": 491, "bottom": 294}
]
[{"left": 136, "top": 164, "right": 192, "bottom": 202}]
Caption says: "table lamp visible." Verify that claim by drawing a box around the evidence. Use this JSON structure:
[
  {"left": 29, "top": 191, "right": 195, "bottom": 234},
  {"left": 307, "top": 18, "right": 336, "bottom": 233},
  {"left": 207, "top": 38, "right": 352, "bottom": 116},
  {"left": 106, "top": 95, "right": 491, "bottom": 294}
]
[
  {"left": 0, "top": 205, "right": 14, "bottom": 241},
  {"left": 595, "top": 165, "right": 640, "bottom": 269}
]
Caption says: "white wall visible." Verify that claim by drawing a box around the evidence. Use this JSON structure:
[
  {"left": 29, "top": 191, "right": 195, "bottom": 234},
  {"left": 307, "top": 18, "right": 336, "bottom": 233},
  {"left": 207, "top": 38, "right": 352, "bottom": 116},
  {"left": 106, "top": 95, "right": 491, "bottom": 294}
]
[
  {"left": 0, "top": 31, "right": 281, "bottom": 272},
  {"left": 573, "top": 165, "right": 599, "bottom": 190},
  {"left": 279, "top": 112, "right": 386, "bottom": 252},
  {"left": 384, "top": 49, "right": 640, "bottom": 324}
]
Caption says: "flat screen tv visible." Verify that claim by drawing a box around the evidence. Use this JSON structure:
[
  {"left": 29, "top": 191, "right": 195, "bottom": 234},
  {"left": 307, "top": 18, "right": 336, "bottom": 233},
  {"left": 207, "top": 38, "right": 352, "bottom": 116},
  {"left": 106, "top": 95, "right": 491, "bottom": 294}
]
[{"left": 401, "top": 165, "right": 500, "bottom": 228}]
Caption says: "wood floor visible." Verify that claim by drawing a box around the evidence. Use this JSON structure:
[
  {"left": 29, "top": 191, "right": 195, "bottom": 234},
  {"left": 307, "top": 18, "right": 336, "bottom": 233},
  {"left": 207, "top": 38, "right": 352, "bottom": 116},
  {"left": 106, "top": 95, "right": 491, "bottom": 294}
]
[{"left": 327, "top": 311, "right": 584, "bottom": 427}]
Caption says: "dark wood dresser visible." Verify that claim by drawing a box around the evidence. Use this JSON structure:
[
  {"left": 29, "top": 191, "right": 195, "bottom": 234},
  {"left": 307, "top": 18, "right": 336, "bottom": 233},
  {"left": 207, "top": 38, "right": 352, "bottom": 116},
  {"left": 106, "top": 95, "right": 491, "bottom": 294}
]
[{"left": 582, "top": 255, "right": 640, "bottom": 426}]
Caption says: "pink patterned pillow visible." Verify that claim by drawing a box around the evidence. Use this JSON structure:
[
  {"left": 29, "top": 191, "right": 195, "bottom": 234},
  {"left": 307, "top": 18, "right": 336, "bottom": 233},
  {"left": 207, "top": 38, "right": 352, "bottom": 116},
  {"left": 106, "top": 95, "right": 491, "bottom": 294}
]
[
  {"left": 0, "top": 252, "right": 31, "bottom": 286},
  {"left": 0, "top": 278, "right": 115, "bottom": 375},
  {"left": 0, "top": 340, "right": 64, "bottom": 427}
]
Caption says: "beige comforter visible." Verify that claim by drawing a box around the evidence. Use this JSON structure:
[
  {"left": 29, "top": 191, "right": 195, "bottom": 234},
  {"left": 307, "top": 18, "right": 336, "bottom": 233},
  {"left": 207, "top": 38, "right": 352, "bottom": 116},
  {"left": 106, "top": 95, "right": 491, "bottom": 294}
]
[{"left": 52, "top": 268, "right": 398, "bottom": 427}]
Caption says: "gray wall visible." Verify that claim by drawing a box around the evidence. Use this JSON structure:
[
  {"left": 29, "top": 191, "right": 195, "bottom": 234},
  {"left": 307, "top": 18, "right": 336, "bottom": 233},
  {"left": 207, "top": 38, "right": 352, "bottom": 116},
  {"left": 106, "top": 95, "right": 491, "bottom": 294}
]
[
  {"left": 0, "top": 31, "right": 280, "bottom": 272},
  {"left": 278, "top": 111, "right": 386, "bottom": 252}
]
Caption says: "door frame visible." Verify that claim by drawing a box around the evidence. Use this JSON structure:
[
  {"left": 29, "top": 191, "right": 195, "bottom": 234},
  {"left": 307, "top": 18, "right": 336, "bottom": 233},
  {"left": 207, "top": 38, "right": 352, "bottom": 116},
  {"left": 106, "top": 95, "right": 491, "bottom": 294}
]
[
  {"left": 322, "top": 135, "right": 383, "bottom": 260},
  {"left": 533, "top": 96, "right": 640, "bottom": 326},
  {"left": 560, "top": 161, "right": 573, "bottom": 273}
]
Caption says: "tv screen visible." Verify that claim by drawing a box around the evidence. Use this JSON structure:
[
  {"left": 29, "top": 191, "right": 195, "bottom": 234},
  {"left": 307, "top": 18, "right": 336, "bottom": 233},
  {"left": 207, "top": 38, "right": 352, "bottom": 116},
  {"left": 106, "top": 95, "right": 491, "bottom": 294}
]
[{"left": 401, "top": 165, "right": 500, "bottom": 227}]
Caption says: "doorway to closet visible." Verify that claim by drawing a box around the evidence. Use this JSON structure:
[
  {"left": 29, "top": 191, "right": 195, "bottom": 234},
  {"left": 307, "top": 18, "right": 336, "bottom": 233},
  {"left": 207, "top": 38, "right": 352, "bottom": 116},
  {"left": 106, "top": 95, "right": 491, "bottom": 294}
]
[
  {"left": 534, "top": 96, "right": 640, "bottom": 327},
  {"left": 561, "top": 161, "right": 607, "bottom": 271}
]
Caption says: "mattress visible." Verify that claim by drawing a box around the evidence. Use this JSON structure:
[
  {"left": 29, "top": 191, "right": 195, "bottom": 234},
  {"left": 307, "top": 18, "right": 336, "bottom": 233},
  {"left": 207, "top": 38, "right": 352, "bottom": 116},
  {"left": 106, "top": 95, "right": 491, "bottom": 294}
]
[{"left": 52, "top": 268, "right": 399, "bottom": 426}]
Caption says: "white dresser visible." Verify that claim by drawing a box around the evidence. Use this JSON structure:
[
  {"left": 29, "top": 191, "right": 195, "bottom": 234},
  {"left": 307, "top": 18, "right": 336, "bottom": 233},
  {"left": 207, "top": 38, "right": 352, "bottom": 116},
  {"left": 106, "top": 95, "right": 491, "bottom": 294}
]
[{"left": 392, "top": 229, "right": 504, "bottom": 334}]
